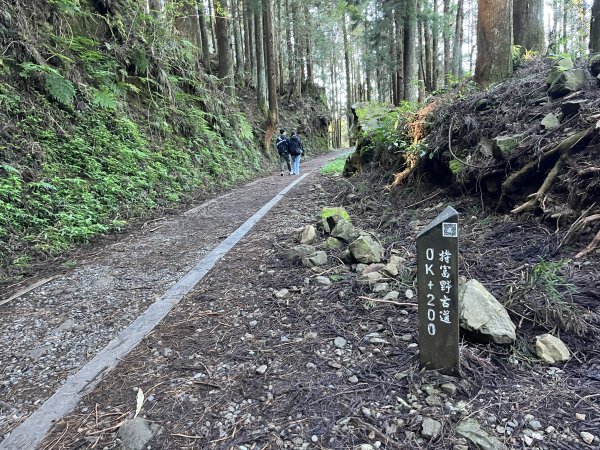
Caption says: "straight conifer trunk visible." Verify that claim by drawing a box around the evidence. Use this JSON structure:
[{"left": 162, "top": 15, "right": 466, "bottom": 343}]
[
  {"left": 513, "top": 0, "right": 545, "bottom": 53},
  {"left": 591, "top": 0, "right": 600, "bottom": 53},
  {"left": 342, "top": 13, "right": 353, "bottom": 131},
  {"left": 174, "top": 0, "right": 202, "bottom": 48},
  {"left": 432, "top": 0, "right": 439, "bottom": 90},
  {"left": 403, "top": 0, "right": 417, "bottom": 101},
  {"left": 215, "top": 0, "right": 234, "bottom": 96},
  {"left": 475, "top": 0, "right": 513, "bottom": 85},
  {"left": 452, "top": 0, "right": 464, "bottom": 79},
  {"left": 254, "top": 4, "right": 268, "bottom": 113},
  {"left": 443, "top": 0, "right": 451, "bottom": 85},
  {"left": 198, "top": 0, "right": 212, "bottom": 73},
  {"left": 231, "top": 0, "right": 245, "bottom": 81}
]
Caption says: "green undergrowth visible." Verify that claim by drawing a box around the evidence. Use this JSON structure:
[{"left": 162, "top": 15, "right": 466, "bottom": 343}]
[
  {"left": 320, "top": 155, "right": 347, "bottom": 175},
  {"left": 0, "top": 1, "right": 267, "bottom": 280}
]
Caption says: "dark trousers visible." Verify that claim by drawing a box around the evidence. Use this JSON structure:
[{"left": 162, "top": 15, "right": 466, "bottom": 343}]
[{"left": 279, "top": 153, "right": 291, "bottom": 172}]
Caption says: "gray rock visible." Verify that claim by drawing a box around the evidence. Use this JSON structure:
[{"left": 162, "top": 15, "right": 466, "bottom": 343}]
[
  {"left": 316, "top": 276, "right": 331, "bottom": 285},
  {"left": 286, "top": 244, "right": 316, "bottom": 260},
  {"left": 161, "top": 348, "right": 173, "bottom": 358},
  {"left": 349, "top": 236, "right": 384, "bottom": 264},
  {"left": 383, "top": 291, "right": 400, "bottom": 301},
  {"left": 311, "top": 435, "right": 319, "bottom": 443},
  {"left": 302, "top": 251, "right": 328, "bottom": 267},
  {"left": 491, "top": 134, "right": 525, "bottom": 159},
  {"left": 318, "top": 208, "right": 350, "bottom": 233},
  {"left": 249, "top": 320, "right": 258, "bottom": 327},
  {"left": 425, "top": 395, "right": 441, "bottom": 406},
  {"left": 421, "top": 417, "right": 442, "bottom": 440},
  {"left": 541, "top": 113, "right": 560, "bottom": 130},
  {"left": 372, "top": 282, "right": 389, "bottom": 293},
  {"left": 118, "top": 418, "right": 156, "bottom": 450},
  {"left": 331, "top": 218, "right": 358, "bottom": 242},
  {"left": 441, "top": 383, "right": 457, "bottom": 396},
  {"left": 580, "top": 431, "right": 595, "bottom": 445},
  {"left": 306, "top": 362, "right": 317, "bottom": 369},
  {"left": 348, "top": 375, "right": 359, "bottom": 384},
  {"left": 362, "top": 263, "right": 386, "bottom": 275},
  {"left": 535, "top": 334, "right": 570, "bottom": 363},
  {"left": 356, "top": 272, "right": 384, "bottom": 286},
  {"left": 546, "top": 57, "right": 574, "bottom": 85},
  {"left": 256, "top": 365, "right": 268, "bottom": 374},
  {"left": 528, "top": 420, "right": 542, "bottom": 431},
  {"left": 548, "top": 69, "right": 586, "bottom": 98},
  {"left": 298, "top": 225, "right": 317, "bottom": 244},
  {"left": 275, "top": 289, "right": 289, "bottom": 298},
  {"left": 325, "top": 237, "right": 343, "bottom": 249},
  {"left": 334, "top": 336, "right": 347, "bottom": 348},
  {"left": 455, "top": 418, "right": 506, "bottom": 450},
  {"left": 459, "top": 279, "right": 516, "bottom": 344}
]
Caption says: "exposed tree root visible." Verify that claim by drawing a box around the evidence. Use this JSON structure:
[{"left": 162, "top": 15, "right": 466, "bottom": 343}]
[
  {"left": 576, "top": 229, "right": 600, "bottom": 258},
  {"left": 504, "top": 126, "right": 595, "bottom": 213}
]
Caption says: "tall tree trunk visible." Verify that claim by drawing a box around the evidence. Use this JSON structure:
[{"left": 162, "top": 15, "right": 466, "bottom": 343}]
[
  {"left": 342, "top": 13, "right": 353, "bottom": 132},
  {"left": 418, "top": 4, "right": 426, "bottom": 101},
  {"left": 365, "top": 67, "right": 372, "bottom": 101},
  {"left": 255, "top": 3, "right": 268, "bottom": 113},
  {"left": 475, "top": 0, "right": 513, "bottom": 85},
  {"left": 216, "top": 0, "right": 234, "bottom": 96},
  {"left": 513, "top": 0, "right": 544, "bottom": 53},
  {"left": 432, "top": 0, "right": 439, "bottom": 90},
  {"left": 276, "top": 0, "right": 285, "bottom": 92},
  {"left": 263, "top": 0, "right": 278, "bottom": 149},
  {"left": 231, "top": 0, "right": 244, "bottom": 82},
  {"left": 563, "top": 1, "right": 568, "bottom": 53},
  {"left": 285, "top": 0, "right": 294, "bottom": 87},
  {"left": 592, "top": 0, "right": 600, "bottom": 54},
  {"left": 443, "top": 0, "right": 451, "bottom": 85},
  {"left": 208, "top": 0, "right": 217, "bottom": 53},
  {"left": 243, "top": 0, "right": 252, "bottom": 75},
  {"left": 198, "top": 0, "right": 212, "bottom": 72},
  {"left": 291, "top": 0, "right": 302, "bottom": 96},
  {"left": 305, "top": 3, "right": 314, "bottom": 89},
  {"left": 452, "top": 0, "right": 464, "bottom": 79},
  {"left": 424, "top": 4, "right": 433, "bottom": 91},
  {"left": 395, "top": 5, "right": 405, "bottom": 102},
  {"left": 174, "top": 0, "right": 202, "bottom": 48},
  {"left": 403, "top": 0, "right": 417, "bottom": 100}
]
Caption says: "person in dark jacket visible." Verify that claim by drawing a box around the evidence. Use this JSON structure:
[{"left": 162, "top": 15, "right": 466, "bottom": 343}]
[
  {"left": 276, "top": 129, "right": 292, "bottom": 176},
  {"left": 288, "top": 129, "right": 304, "bottom": 175}
]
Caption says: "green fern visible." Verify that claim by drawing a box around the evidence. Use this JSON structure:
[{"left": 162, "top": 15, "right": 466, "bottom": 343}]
[
  {"left": 45, "top": 71, "right": 75, "bottom": 106},
  {"left": 89, "top": 88, "right": 117, "bottom": 110},
  {"left": 19, "top": 62, "right": 75, "bottom": 106}
]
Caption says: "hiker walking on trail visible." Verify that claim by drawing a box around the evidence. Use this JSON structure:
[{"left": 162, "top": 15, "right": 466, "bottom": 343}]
[
  {"left": 276, "top": 129, "right": 292, "bottom": 176},
  {"left": 288, "top": 129, "right": 304, "bottom": 175}
]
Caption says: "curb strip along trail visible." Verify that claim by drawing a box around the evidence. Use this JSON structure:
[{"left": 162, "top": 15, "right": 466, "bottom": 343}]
[{"left": 0, "top": 172, "right": 311, "bottom": 450}]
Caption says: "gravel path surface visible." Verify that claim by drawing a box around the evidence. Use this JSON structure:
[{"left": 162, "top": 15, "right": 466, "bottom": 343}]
[{"left": 0, "top": 152, "right": 341, "bottom": 445}]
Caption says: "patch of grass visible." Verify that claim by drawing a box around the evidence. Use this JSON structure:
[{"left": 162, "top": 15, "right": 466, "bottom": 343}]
[{"left": 320, "top": 156, "right": 347, "bottom": 175}]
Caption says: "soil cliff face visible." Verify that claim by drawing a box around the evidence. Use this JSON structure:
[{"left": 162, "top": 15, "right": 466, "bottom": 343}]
[{"left": 0, "top": 0, "right": 329, "bottom": 280}]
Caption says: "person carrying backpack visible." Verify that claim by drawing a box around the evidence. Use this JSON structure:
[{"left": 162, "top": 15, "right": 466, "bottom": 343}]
[
  {"left": 276, "top": 129, "right": 292, "bottom": 176},
  {"left": 288, "top": 129, "right": 305, "bottom": 175}
]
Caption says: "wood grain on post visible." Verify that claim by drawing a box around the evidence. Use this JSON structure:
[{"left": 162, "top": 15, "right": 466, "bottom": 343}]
[{"left": 416, "top": 206, "right": 460, "bottom": 376}]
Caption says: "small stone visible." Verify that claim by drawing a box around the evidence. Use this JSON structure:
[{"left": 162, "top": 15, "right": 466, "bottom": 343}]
[
  {"left": 306, "top": 362, "right": 317, "bottom": 369},
  {"left": 348, "top": 375, "right": 359, "bottom": 384},
  {"left": 249, "top": 320, "right": 258, "bottom": 327},
  {"left": 305, "top": 331, "right": 318, "bottom": 339},
  {"left": 361, "top": 407, "right": 372, "bottom": 417},
  {"left": 311, "top": 435, "right": 318, "bottom": 443},
  {"left": 523, "top": 435, "right": 534, "bottom": 446},
  {"left": 401, "top": 334, "right": 413, "bottom": 341},
  {"left": 524, "top": 414, "right": 534, "bottom": 422},
  {"left": 334, "top": 337, "right": 347, "bottom": 348},
  {"left": 528, "top": 420, "right": 542, "bottom": 431},
  {"left": 407, "top": 343, "right": 418, "bottom": 349},
  {"left": 118, "top": 418, "right": 156, "bottom": 450},
  {"left": 302, "top": 251, "right": 328, "bottom": 268},
  {"left": 372, "top": 282, "right": 389, "bottom": 293},
  {"left": 298, "top": 225, "right": 317, "bottom": 244},
  {"left": 291, "top": 436, "right": 303, "bottom": 445},
  {"left": 580, "top": 431, "right": 595, "bottom": 445},
  {"left": 316, "top": 276, "right": 331, "bottom": 285},
  {"left": 541, "top": 113, "right": 560, "bottom": 130},
  {"left": 275, "top": 289, "right": 289, "bottom": 299},
  {"left": 383, "top": 291, "right": 400, "bottom": 301},
  {"left": 545, "top": 426, "right": 555, "bottom": 433},
  {"left": 441, "top": 383, "right": 457, "bottom": 396},
  {"left": 161, "top": 348, "right": 174, "bottom": 358},
  {"left": 536, "top": 333, "right": 571, "bottom": 363},
  {"left": 425, "top": 395, "right": 441, "bottom": 406},
  {"left": 356, "top": 272, "right": 384, "bottom": 286},
  {"left": 405, "top": 289, "right": 415, "bottom": 299},
  {"left": 421, "top": 417, "right": 442, "bottom": 439},
  {"left": 256, "top": 365, "right": 268, "bottom": 375},
  {"left": 576, "top": 413, "right": 586, "bottom": 421},
  {"left": 496, "top": 425, "right": 505, "bottom": 434},
  {"left": 369, "top": 337, "right": 390, "bottom": 345}
]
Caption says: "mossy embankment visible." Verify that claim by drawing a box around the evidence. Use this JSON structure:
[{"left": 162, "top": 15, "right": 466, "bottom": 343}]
[{"left": 0, "top": 1, "right": 329, "bottom": 281}]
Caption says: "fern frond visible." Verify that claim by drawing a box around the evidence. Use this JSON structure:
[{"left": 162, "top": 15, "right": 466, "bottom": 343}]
[
  {"left": 45, "top": 72, "right": 75, "bottom": 106},
  {"left": 89, "top": 88, "right": 117, "bottom": 110}
]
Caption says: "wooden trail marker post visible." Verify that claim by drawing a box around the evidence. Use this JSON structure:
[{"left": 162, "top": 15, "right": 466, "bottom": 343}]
[{"left": 416, "top": 206, "right": 460, "bottom": 376}]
